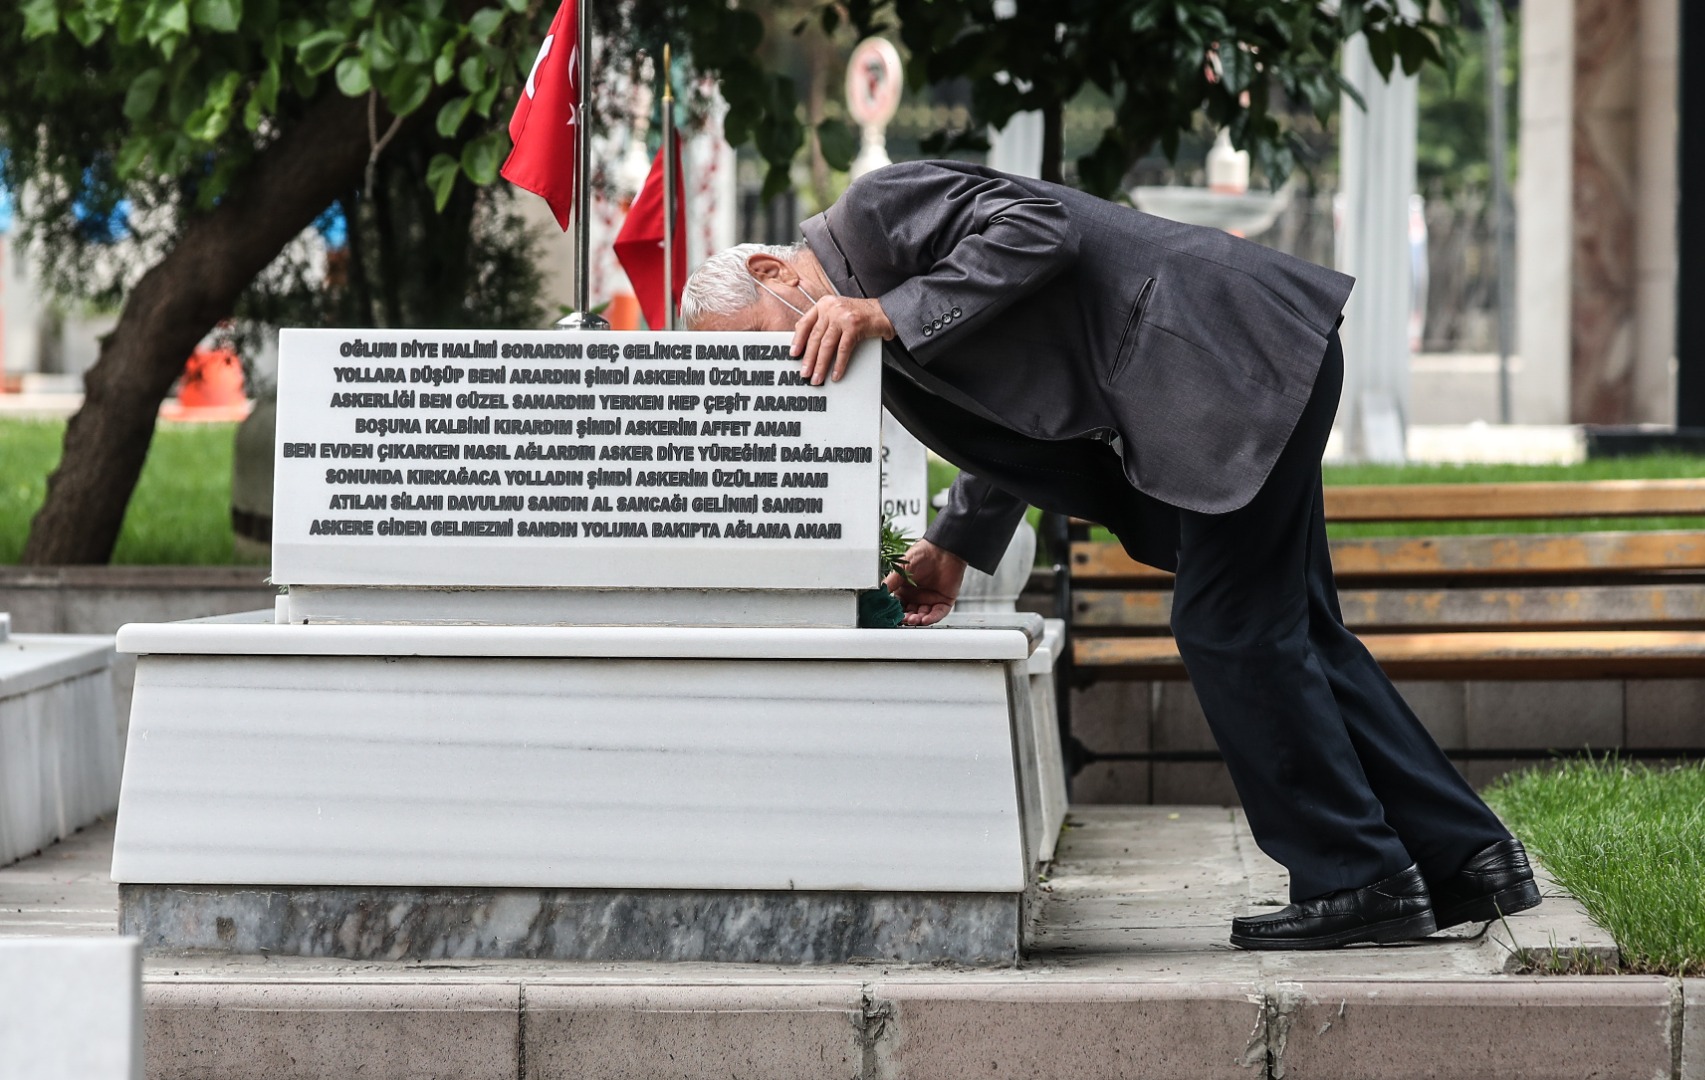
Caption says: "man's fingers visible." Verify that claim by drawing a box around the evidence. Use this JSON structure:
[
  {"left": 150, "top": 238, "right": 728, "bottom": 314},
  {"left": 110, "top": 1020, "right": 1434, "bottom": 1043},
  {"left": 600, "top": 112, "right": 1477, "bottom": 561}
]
[
  {"left": 810, "top": 322, "right": 841, "bottom": 385},
  {"left": 803, "top": 316, "right": 831, "bottom": 383},
  {"left": 791, "top": 307, "right": 819, "bottom": 366},
  {"left": 831, "top": 321, "right": 857, "bottom": 382}
]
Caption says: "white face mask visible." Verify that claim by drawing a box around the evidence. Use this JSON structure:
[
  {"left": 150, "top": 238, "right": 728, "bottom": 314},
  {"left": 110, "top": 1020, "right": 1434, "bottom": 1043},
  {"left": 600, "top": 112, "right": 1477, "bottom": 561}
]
[{"left": 756, "top": 278, "right": 820, "bottom": 318}]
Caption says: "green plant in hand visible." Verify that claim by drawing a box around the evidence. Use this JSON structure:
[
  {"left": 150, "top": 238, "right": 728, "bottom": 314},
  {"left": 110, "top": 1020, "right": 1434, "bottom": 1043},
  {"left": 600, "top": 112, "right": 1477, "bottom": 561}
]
[{"left": 879, "top": 514, "right": 917, "bottom": 586}]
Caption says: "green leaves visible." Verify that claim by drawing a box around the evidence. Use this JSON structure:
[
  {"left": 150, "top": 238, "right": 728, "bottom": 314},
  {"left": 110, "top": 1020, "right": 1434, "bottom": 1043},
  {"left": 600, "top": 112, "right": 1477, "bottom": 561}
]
[
  {"left": 297, "top": 29, "right": 348, "bottom": 75},
  {"left": 426, "top": 151, "right": 462, "bottom": 211},
  {"left": 191, "top": 0, "right": 242, "bottom": 33},
  {"left": 468, "top": 7, "right": 504, "bottom": 45},
  {"left": 124, "top": 69, "right": 169, "bottom": 121},
  {"left": 21, "top": 0, "right": 59, "bottom": 40},
  {"left": 335, "top": 54, "right": 371, "bottom": 95},
  {"left": 436, "top": 95, "right": 473, "bottom": 137},
  {"left": 815, "top": 119, "right": 857, "bottom": 172},
  {"left": 460, "top": 131, "right": 504, "bottom": 185}
]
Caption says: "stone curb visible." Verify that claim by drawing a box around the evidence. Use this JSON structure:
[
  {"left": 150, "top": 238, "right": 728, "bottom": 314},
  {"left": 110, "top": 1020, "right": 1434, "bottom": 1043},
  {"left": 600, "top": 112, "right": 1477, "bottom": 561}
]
[{"left": 140, "top": 974, "right": 1694, "bottom": 1080}]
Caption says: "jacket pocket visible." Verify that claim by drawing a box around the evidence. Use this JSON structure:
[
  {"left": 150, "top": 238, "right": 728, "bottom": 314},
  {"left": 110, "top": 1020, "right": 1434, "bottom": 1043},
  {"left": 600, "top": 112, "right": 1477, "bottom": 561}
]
[{"left": 1106, "top": 277, "right": 1157, "bottom": 383}]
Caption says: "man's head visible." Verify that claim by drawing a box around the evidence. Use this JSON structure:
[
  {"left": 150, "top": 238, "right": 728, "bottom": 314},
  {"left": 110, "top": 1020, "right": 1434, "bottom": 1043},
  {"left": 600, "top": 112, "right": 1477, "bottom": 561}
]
[{"left": 680, "top": 242, "right": 825, "bottom": 332}]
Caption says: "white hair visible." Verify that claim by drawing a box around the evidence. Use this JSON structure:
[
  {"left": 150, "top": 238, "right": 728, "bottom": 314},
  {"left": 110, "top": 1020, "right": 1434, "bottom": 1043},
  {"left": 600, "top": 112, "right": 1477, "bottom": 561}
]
[{"left": 680, "top": 242, "right": 805, "bottom": 327}]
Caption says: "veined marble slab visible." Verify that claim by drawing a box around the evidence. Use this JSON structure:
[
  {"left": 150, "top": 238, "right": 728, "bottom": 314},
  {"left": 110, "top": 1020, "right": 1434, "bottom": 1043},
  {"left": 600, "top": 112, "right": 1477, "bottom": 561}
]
[
  {"left": 119, "top": 884, "right": 1018, "bottom": 965},
  {"left": 113, "top": 649, "right": 1028, "bottom": 893}
]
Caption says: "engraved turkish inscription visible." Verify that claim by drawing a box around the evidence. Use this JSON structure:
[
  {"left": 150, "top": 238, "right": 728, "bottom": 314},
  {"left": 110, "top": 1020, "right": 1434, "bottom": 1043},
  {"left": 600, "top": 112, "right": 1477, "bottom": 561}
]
[{"left": 271, "top": 330, "right": 881, "bottom": 590}]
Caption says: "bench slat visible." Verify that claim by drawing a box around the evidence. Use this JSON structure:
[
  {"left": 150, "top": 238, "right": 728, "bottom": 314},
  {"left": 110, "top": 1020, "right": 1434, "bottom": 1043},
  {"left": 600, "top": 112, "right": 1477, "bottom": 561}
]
[
  {"left": 1071, "top": 532, "right": 1705, "bottom": 581},
  {"left": 1073, "top": 630, "right": 1705, "bottom": 680},
  {"left": 1072, "top": 584, "right": 1705, "bottom": 630},
  {"left": 1323, "top": 479, "right": 1705, "bottom": 522}
]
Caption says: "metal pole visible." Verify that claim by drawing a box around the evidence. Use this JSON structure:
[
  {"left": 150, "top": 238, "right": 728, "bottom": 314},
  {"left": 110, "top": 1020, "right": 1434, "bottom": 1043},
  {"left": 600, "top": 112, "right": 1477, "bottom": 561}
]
[
  {"left": 662, "top": 43, "right": 675, "bottom": 331},
  {"left": 1487, "top": 0, "right": 1514, "bottom": 424},
  {"left": 559, "top": 0, "right": 609, "bottom": 330}
]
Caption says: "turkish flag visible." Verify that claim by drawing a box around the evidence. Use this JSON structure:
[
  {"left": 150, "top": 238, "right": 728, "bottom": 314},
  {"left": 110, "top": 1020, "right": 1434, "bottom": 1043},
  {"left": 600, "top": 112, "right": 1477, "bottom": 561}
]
[
  {"left": 613, "top": 135, "right": 687, "bottom": 330},
  {"left": 501, "top": 0, "right": 579, "bottom": 230}
]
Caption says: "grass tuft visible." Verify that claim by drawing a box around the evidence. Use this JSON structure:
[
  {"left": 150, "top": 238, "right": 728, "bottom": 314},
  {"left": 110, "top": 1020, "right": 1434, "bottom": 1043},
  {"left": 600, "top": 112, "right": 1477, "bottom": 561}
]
[
  {"left": 0, "top": 419, "right": 261, "bottom": 565},
  {"left": 1485, "top": 757, "right": 1705, "bottom": 977}
]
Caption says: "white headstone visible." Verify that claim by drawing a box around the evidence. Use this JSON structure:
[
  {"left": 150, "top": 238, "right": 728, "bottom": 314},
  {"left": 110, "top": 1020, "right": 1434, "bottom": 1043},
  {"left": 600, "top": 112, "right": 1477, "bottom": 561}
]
[
  {"left": 879, "top": 410, "right": 929, "bottom": 540},
  {"left": 270, "top": 331, "right": 881, "bottom": 592},
  {"left": 0, "top": 938, "right": 143, "bottom": 1080}
]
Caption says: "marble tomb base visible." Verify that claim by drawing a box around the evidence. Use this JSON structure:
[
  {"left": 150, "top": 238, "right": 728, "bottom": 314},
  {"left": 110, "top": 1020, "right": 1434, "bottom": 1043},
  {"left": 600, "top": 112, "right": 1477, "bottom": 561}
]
[
  {"left": 113, "top": 614, "right": 1063, "bottom": 966},
  {"left": 118, "top": 884, "right": 1020, "bottom": 964}
]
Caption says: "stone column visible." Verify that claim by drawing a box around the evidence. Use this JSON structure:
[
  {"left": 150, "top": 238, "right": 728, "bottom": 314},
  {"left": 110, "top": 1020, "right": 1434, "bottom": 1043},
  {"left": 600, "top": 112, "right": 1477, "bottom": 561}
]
[
  {"left": 1515, "top": 0, "right": 1576, "bottom": 424},
  {"left": 1569, "top": 0, "right": 1641, "bottom": 424},
  {"left": 1632, "top": 0, "right": 1679, "bottom": 423},
  {"left": 1337, "top": 31, "right": 1418, "bottom": 461}
]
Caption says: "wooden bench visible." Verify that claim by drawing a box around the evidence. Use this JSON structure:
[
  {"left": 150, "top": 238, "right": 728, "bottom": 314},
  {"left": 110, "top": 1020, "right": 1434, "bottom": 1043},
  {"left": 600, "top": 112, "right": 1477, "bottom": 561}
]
[{"left": 1061, "top": 479, "right": 1705, "bottom": 683}]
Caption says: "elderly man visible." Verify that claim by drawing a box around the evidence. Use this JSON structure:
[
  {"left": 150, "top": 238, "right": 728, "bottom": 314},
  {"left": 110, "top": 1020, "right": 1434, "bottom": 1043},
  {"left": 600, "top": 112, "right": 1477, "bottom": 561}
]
[{"left": 680, "top": 160, "right": 1538, "bottom": 950}]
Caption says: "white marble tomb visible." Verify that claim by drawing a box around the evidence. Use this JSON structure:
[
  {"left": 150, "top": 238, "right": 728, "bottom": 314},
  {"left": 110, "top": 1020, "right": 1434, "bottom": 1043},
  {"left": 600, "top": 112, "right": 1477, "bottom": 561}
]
[{"left": 111, "top": 331, "right": 1067, "bottom": 965}]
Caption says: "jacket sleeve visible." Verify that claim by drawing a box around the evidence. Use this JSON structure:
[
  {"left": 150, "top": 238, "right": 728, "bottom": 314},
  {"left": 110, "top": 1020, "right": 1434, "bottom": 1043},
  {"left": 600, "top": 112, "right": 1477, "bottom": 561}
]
[
  {"left": 924, "top": 470, "right": 1030, "bottom": 575},
  {"left": 839, "top": 162, "right": 1081, "bottom": 365}
]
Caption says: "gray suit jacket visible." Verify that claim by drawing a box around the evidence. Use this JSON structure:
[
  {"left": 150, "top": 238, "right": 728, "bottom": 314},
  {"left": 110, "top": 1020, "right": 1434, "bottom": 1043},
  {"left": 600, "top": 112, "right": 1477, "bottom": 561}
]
[{"left": 800, "top": 161, "right": 1353, "bottom": 572}]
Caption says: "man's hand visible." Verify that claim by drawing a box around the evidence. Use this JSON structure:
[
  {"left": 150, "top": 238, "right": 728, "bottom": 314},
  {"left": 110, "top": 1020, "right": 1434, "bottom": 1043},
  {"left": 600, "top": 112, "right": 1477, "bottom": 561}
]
[
  {"left": 791, "top": 296, "right": 894, "bottom": 386},
  {"left": 883, "top": 537, "right": 966, "bottom": 627}
]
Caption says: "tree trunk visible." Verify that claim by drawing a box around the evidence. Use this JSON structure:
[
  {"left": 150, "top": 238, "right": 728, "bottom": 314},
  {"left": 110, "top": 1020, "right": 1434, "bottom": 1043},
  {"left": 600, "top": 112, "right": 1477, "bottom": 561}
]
[
  {"left": 1040, "top": 98, "right": 1065, "bottom": 186},
  {"left": 21, "top": 93, "right": 389, "bottom": 565}
]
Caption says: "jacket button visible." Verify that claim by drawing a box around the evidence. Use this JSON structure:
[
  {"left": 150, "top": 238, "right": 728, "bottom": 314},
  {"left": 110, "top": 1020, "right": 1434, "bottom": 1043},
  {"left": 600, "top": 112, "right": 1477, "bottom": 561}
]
[
  {"left": 951, "top": 307, "right": 962, "bottom": 317},
  {"left": 923, "top": 326, "right": 934, "bottom": 336}
]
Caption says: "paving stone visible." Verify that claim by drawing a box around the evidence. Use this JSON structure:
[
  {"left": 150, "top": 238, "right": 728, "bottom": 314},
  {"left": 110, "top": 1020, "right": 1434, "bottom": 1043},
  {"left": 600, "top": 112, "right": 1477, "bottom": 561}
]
[
  {"left": 868, "top": 981, "right": 1262, "bottom": 1080},
  {"left": 1684, "top": 979, "right": 1705, "bottom": 1080},
  {"left": 1071, "top": 761, "right": 1150, "bottom": 804},
  {"left": 1393, "top": 680, "right": 1466, "bottom": 748},
  {"left": 1069, "top": 681, "right": 1152, "bottom": 755},
  {"left": 144, "top": 982, "right": 519, "bottom": 1080},
  {"left": 1625, "top": 680, "right": 1705, "bottom": 748},
  {"left": 1273, "top": 978, "right": 1678, "bottom": 1080},
  {"left": 1465, "top": 680, "right": 1623, "bottom": 751},
  {"left": 522, "top": 983, "right": 862, "bottom": 1080}
]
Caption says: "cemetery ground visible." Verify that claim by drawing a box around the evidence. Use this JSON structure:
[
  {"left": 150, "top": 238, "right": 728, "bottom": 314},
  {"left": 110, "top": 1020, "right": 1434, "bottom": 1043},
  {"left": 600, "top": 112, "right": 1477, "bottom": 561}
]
[
  {"left": 6, "top": 414, "right": 1705, "bottom": 1075},
  {"left": 4, "top": 769, "right": 1701, "bottom": 1078}
]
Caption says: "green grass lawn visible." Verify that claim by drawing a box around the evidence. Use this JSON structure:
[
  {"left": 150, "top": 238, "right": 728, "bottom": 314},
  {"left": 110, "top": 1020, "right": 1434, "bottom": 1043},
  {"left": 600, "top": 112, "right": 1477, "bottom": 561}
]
[
  {"left": 0, "top": 418, "right": 259, "bottom": 565},
  {"left": 1486, "top": 759, "right": 1705, "bottom": 977}
]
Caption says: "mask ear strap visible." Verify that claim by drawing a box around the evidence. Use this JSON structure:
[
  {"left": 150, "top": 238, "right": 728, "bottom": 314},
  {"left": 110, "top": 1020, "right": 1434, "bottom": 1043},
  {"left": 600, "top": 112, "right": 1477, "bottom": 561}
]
[{"left": 755, "top": 279, "right": 809, "bottom": 318}]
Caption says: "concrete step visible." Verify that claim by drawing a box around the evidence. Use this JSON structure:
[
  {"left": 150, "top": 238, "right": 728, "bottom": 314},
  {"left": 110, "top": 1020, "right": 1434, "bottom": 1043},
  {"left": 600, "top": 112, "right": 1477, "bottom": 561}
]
[{"left": 8, "top": 809, "right": 1696, "bottom": 1079}]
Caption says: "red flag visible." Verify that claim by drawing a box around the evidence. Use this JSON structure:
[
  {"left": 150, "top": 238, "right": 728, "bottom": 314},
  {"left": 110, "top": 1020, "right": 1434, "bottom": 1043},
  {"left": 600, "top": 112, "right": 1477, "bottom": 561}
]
[
  {"left": 613, "top": 136, "right": 687, "bottom": 330},
  {"left": 501, "top": 0, "right": 579, "bottom": 230}
]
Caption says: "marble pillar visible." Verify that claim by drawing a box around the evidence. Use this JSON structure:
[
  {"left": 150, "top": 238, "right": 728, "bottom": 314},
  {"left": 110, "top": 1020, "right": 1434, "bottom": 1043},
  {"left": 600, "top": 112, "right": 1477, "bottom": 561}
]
[
  {"left": 1516, "top": 0, "right": 1576, "bottom": 424},
  {"left": 1569, "top": 0, "right": 1641, "bottom": 424},
  {"left": 1633, "top": 0, "right": 1680, "bottom": 424},
  {"left": 1519, "top": 0, "right": 1677, "bottom": 426}
]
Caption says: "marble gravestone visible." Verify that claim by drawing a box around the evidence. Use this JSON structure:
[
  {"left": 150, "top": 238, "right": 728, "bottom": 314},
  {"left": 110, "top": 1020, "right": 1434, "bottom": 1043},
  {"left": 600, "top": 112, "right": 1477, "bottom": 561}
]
[{"left": 112, "top": 330, "right": 1065, "bottom": 966}]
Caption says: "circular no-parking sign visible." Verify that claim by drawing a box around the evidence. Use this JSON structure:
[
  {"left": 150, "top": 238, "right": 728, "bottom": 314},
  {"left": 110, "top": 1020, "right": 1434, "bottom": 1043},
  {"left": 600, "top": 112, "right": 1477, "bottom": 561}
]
[{"left": 846, "top": 38, "right": 903, "bottom": 128}]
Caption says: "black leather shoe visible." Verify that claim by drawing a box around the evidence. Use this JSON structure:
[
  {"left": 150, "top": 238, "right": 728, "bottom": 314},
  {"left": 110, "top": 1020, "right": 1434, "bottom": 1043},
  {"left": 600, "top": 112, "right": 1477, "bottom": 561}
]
[
  {"left": 1230, "top": 865, "right": 1437, "bottom": 950},
  {"left": 1428, "top": 838, "right": 1542, "bottom": 931}
]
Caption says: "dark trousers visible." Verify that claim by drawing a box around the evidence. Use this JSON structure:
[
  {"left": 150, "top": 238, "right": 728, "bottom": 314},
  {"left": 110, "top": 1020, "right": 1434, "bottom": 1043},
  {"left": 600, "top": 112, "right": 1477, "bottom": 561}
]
[
  {"left": 1168, "top": 333, "right": 1509, "bottom": 900},
  {"left": 888, "top": 335, "right": 1510, "bottom": 901}
]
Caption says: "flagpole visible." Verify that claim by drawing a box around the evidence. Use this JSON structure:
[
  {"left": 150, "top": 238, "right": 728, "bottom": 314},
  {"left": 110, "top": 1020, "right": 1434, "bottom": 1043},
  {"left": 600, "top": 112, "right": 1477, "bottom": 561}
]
[
  {"left": 662, "top": 43, "right": 676, "bottom": 331},
  {"left": 570, "top": 0, "right": 608, "bottom": 329}
]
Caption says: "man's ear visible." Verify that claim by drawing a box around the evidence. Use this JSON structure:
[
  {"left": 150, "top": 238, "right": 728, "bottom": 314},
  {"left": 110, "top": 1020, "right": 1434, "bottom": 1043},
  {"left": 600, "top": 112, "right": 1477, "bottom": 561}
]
[{"left": 745, "top": 253, "right": 799, "bottom": 286}]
